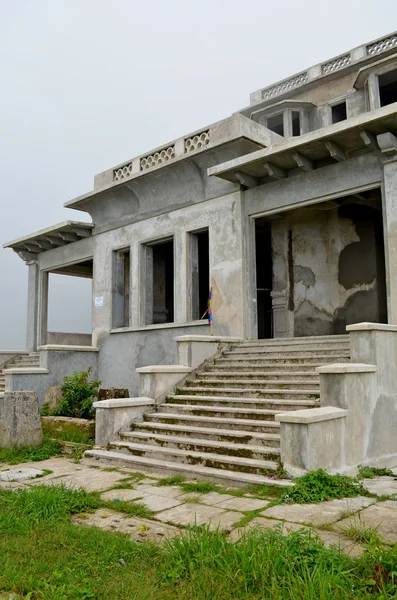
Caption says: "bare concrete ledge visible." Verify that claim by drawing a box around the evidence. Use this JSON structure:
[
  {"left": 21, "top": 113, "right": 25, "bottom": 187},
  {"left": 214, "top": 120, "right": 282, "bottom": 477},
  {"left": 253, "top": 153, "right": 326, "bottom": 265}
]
[
  {"left": 275, "top": 406, "right": 347, "bottom": 424},
  {"left": 3, "top": 367, "right": 49, "bottom": 375},
  {"left": 38, "top": 345, "right": 99, "bottom": 352},
  {"left": 0, "top": 350, "right": 28, "bottom": 354},
  {"left": 110, "top": 321, "right": 208, "bottom": 334},
  {"left": 136, "top": 365, "right": 191, "bottom": 374},
  {"left": 174, "top": 335, "right": 243, "bottom": 343},
  {"left": 346, "top": 322, "right": 397, "bottom": 332},
  {"left": 317, "top": 363, "right": 377, "bottom": 374},
  {"left": 93, "top": 398, "right": 154, "bottom": 409}
]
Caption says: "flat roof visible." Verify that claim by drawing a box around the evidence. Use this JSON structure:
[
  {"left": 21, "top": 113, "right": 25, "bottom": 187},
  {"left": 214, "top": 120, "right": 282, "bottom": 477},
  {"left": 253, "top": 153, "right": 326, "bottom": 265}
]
[{"left": 4, "top": 221, "right": 93, "bottom": 257}]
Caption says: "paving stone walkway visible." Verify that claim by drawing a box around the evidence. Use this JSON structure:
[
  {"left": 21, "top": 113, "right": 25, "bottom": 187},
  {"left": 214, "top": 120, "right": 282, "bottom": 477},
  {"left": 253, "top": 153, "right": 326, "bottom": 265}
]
[{"left": 1, "top": 457, "right": 397, "bottom": 552}]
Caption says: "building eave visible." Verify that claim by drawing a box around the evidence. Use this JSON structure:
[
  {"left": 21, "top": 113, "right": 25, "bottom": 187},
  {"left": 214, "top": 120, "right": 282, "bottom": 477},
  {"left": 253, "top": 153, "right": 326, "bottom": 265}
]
[{"left": 207, "top": 103, "right": 397, "bottom": 186}]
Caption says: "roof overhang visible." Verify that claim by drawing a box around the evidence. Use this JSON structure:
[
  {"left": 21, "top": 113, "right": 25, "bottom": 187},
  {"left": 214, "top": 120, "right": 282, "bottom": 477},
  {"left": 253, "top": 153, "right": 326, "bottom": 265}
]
[
  {"left": 207, "top": 103, "right": 397, "bottom": 186},
  {"left": 4, "top": 221, "right": 93, "bottom": 262}
]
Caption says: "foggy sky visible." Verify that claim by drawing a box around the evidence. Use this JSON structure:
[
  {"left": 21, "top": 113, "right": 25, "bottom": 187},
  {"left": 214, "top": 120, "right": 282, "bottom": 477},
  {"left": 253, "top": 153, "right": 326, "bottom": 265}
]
[{"left": 0, "top": 0, "right": 396, "bottom": 349}]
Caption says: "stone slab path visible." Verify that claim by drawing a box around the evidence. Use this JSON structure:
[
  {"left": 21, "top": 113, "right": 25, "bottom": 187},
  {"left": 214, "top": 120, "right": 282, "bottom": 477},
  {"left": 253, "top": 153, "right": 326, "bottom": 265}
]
[{"left": 1, "top": 457, "right": 397, "bottom": 553}]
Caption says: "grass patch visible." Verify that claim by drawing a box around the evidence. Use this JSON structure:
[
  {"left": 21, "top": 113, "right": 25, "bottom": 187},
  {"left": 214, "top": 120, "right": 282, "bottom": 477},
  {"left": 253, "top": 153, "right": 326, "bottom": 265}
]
[
  {"left": 1, "top": 485, "right": 397, "bottom": 598},
  {"left": 231, "top": 509, "right": 262, "bottom": 528},
  {"left": 281, "top": 469, "right": 368, "bottom": 504},
  {"left": 358, "top": 466, "right": 396, "bottom": 479},
  {"left": 179, "top": 481, "right": 217, "bottom": 494},
  {"left": 156, "top": 475, "right": 185, "bottom": 487},
  {"left": 102, "top": 498, "right": 153, "bottom": 518},
  {"left": 341, "top": 524, "right": 382, "bottom": 545},
  {"left": 47, "top": 426, "right": 94, "bottom": 445},
  {"left": 182, "top": 495, "right": 202, "bottom": 504},
  {"left": 0, "top": 437, "right": 62, "bottom": 465}
]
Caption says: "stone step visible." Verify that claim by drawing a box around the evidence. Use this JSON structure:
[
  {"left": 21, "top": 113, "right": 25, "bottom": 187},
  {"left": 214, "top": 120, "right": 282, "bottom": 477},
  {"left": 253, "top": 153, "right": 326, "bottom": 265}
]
[
  {"left": 222, "top": 350, "right": 350, "bottom": 359},
  {"left": 236, "top": 335, "right": 348, "bottom": 346},
  {"left": 130, "top": 421, "right": 280, "bottom": 446},
  {"left": 146, "top": 412, "right": 280, "bottom": 432},
  {"left": 185, "top": 379, "right": 320, "bottom": 390},
  {"left": 197, "top": 371, "right": 319, "bottom": 380},
  {"left": 214, "top": 356, "right": 349, "bottom": 365},
  {"left": 206, "top": 364, "right": 319, "bottom": 372},
  {"left": 119, "top": 431, "right": 280, "bottom": 459},
  {"left": 227, "top": 344, "right": 350, "bottom": 355},
  {"left": 172, "top": 387, "right": 320, "bottom": 399},
  {"left": 84, "top": 449, "right": 293, "bottom": 488},
  {"left": 156, "top": 403, "right": 281, "bottom": 420},
  {"left": 108, "top": 441, "right": 279, "bottom": 475},
  {"left": 166, "top": 395, "right": 316, "bottom": 411}
]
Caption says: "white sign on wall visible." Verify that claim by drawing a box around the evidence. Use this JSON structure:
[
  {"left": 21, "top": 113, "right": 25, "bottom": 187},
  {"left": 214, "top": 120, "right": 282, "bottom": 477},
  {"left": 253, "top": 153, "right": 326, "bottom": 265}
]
[{"left": 94, "top": 296, "right": 104, "bottom": 307}]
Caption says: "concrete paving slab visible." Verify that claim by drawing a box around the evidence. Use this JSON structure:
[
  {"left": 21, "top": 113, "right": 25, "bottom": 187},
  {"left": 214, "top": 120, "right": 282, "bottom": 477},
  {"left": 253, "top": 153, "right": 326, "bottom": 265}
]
[
  {"left": 209, "top": 510, "right": 244, "bottom": 532},
  {"left": 101, "top": 488, "right": 147, "bottom": 502},
  {"left": 335, "top": 503, "right": 397, "bottom": 543},
  {"left": 261, "top": 497, "right": 375, "bottom": 526},
  {"left": 230, "top": 517, "right": 305, "bottom": 541},
  {"left": 213, "top": 496, "right": 269, "bottom": 511},
  {"left": 155, "top": 503, "right": 226, "bottom": 528},
  {"left": 0, "top": 467, "right": 43, "bottom": 482},
  {"left": 314, "top": 529, "right": 365, "bottom": 557},
  {"left": 363, "top": 476, "right": 397, "bottom": 497},
  {"left": 32, "top": 469, "right": 128, "bottom": 492},
  {"left": 191, "top": 492, "right": 235, "bottom": 505},
  {"left": 134, "top": 484, "right": 186, "bottom": 498},
  {"left": 138, "top": 494, "right": 184, "bottom": 512},
  {"left": 378, "top": 499, "right": 397, "bottom": 510},
  {"left": 73, "top": 509, "right": 181, "bottom": 543}
]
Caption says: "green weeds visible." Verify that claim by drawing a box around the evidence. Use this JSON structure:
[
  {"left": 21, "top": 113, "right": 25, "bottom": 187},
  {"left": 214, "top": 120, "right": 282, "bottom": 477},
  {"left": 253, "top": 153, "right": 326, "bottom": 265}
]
[
  {"left": 0, "top": 437, "right": 62, "bottom": 465},
  {"left": 281, "top": 469, "right": 368, "bottom": 504}
]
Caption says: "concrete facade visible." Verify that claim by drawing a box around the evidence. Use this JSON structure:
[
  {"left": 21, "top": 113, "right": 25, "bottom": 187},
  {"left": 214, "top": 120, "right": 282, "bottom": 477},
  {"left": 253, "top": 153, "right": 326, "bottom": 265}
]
[{"left": 3, "top": 31, "right": 397, "bottom": 405}]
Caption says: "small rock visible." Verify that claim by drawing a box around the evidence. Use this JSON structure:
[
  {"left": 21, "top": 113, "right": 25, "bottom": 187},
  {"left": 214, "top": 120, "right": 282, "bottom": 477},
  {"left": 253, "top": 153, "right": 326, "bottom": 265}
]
[{"left": 118, "top": 559, "right": 125, "bottom": 566}]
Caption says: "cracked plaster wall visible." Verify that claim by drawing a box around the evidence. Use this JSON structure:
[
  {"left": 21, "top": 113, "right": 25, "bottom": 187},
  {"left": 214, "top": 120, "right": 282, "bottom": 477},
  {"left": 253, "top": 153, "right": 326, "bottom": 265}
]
[{"left": 288, "top": 204, "right": 386, "bottom": 336}]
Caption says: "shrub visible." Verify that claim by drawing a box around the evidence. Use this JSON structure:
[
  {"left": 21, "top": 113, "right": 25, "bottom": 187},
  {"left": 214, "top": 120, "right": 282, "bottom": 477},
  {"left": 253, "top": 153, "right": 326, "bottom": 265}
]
[
  {"left": 54, "top": 367, "right": 101, "bottom": 420},
  {"left": 281, "top": 469, "right": 367, "bottom": 504}
]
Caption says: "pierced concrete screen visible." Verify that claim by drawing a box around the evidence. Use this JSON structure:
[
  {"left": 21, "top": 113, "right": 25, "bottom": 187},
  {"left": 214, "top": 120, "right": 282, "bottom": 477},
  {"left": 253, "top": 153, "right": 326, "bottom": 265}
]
[
  {"left": 190, "top": 230, "right": 210, "bottom": 321},
  {"left": 379, "top": 69, "right": 397, "bottom": 107},
  {"left": 112, "top": 249, "right": 130, "bottom": 328},
  {"left": 145, "top": 239, "right": 174, "bottom": 325},
  {"left": 332, "top": 102, "right": 347, "bottom": 124}
]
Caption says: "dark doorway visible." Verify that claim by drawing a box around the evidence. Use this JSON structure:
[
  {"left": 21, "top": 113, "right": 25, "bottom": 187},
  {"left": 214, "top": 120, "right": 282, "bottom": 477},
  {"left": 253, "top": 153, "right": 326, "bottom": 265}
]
[
  {"left": 255, "top": 218, "right": 273, "bottom": 338},
  {"left": 145, "top": 239, "right": 174, "bottom": 325}
]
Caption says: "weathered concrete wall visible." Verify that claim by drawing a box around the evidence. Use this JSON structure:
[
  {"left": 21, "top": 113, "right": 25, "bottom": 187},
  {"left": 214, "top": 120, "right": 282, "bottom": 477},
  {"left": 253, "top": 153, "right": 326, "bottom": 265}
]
[
  {"left": 5, "top": 348, "right": 99, "bottom": 406},
  {"left": 46, "top": 332, "right": 92, "bottom": 346},
  {"left": 288, "top": 202, "right": 386, "bottom": 336}
]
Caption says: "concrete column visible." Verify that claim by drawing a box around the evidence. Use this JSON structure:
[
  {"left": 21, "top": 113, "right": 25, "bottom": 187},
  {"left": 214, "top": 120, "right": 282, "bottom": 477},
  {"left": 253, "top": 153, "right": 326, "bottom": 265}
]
[
  {"left": 174, "top": 231, "right": 187, "bottom": 323},
  {"left": 38, "top": 270, "right": 49, "bottom": 347},
  {"left": 378, "top": 133, "right": 397, "bottom": 324},
  {"left": 26, "top": 261, "right": 40, "bottom": 351},
  {"left": 271, "top": 218, "right": 294, "bottom": 337}
]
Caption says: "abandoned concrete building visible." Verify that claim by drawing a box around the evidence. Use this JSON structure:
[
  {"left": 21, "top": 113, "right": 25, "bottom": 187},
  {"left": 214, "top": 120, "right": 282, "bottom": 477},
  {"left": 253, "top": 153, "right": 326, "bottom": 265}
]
[{"left": 3, "top": 31, "right": 397, "bottom": 483}]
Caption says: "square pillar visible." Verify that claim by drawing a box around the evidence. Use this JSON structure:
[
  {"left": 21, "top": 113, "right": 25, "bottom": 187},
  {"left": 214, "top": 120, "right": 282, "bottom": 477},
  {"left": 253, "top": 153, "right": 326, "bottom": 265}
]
[
  {"left": 378, "top": 133, "right": 397, "bottom": 324},
  {"left": 38, "top": 270, "right": 49, "bottom": 347},
  {"left": 26, "top": 261, "right": 40, "bottom": 351}
]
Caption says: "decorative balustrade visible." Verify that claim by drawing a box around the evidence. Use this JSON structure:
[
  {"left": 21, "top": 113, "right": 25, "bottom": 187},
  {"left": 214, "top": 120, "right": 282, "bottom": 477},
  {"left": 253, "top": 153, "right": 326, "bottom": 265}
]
[
  {"left": 367, "top": 34, "right": 397, "bottom": 56},
  {"left": 184, "top": 130, "right": 210, "bottom": 152},
  {"left": 113, "top": 162, "right": 133, "bottom": 182},
  {"left": 140, "top": 145, "right": 175, "bottom": 171},
  {"left": 321, "top": 53, "right": 351, "bottom": 75}
]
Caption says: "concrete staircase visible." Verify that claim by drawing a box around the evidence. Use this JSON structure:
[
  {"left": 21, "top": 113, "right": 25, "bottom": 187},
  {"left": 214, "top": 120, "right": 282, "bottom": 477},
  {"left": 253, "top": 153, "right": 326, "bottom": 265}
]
[
  {"left": 87, "top": 335, "right": 350, "bottom": 486},
  {"left": 0, "top": 352, "right": 40, "bottom": 393}
]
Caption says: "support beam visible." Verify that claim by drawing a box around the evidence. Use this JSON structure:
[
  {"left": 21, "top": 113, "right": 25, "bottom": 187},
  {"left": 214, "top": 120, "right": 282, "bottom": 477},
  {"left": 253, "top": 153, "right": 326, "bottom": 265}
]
[
  {"left": 292, "top": 152, "right": 313, "bottom": 172},
  {"left": 59, "top": 231, "right": 79, "bottom": 242},
  {"left": 71, "top": 227, "right": 91, "bottom": 238},
  {"left": 263, "top": 162, "right": 286, "bottom": 180},
  {"left": 235, "top": 171, "right": 259, "bottom": 189},
  {"left": 35, "top": 239, "right": 54, "bottom": 250},
  {"left": 15, "top": 249, "right": 38, "bottom": 262},
  {"left": 23, "top": 243, "right": 41, "bottom": 253},
  {"left": 45, "top": 235, "right": 67, "bottom": 246},
  {"left": 360, "top": 130, "right": 379, "bottom": 151},
  {"left": 377, "top": 132, "right": 397, "bottom": 157},
  {"left": 325, "top": 141, "right": 347, "bottom": 162}
]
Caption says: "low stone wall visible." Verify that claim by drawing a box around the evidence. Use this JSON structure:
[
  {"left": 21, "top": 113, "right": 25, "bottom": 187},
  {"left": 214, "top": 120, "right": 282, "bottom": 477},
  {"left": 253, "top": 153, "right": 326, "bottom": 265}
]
[
  {"left": 277, "top": 323, "right": 397, "bottom": 476},
  {"left": 41, "top": 416, "right": 95, "bottom": 440}
]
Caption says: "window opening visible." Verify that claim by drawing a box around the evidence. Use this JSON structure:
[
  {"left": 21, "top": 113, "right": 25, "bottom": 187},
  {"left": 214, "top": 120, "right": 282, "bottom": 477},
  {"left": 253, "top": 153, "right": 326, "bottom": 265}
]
[
  {"left": 145, "top": 239, "right": 174, "bottom": 325},
  {"left": 266, "top": 113, "right": 284, "bottom": 136},
  {"left": 112, "top": 248, "right": 130, "bottom": 328},
  {"left": 379, "top": 69, "right": 397, "bottom": 107},
  {"left": 292, "top": 111, "right": 301, "bottom": 136},
  {"left": 331, "top": 102, "right": 347, "bottom": 123}
]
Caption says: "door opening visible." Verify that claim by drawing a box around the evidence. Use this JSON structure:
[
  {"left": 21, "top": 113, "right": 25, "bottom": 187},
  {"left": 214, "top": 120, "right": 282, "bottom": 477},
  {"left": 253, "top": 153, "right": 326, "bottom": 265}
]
[{"left": 255, "top": 218, "right": 273, "bottom": 338}]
